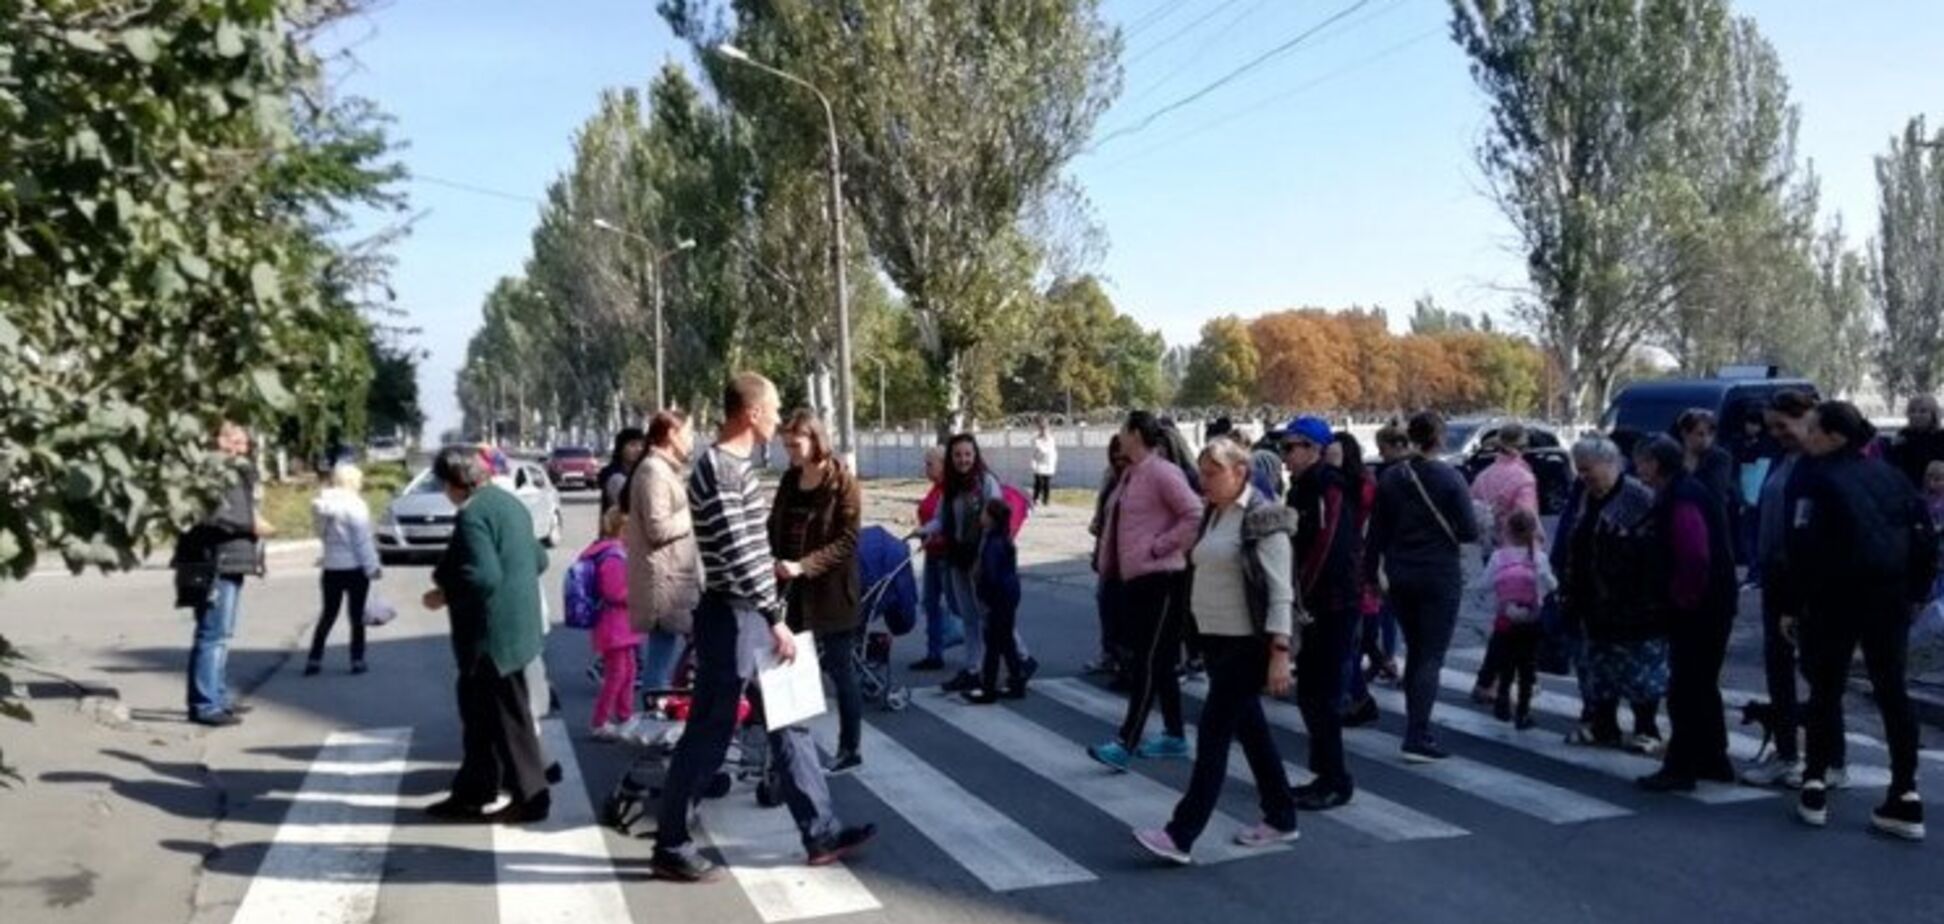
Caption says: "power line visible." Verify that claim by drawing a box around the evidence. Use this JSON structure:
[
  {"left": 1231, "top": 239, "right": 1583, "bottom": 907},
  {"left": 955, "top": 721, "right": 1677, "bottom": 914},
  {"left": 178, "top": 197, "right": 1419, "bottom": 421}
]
[
  {"left": 413, "top": 173, "right": 546, "bottom": 206},
  {"left": 1123, "top": 0, "right": 1191, "bottom": 41},
  {"left": 1099, "top": 25, "right": 1442, "bottom": 173},
  {"left": 1091, "top": 0, "right": 1375, "bottom": 150},
  {"left": 1122, "top": 0, "right": 1276, "bottom": 109},
  {"left": 1124, "top": 0, "right": 1251, "bottom": 68}
]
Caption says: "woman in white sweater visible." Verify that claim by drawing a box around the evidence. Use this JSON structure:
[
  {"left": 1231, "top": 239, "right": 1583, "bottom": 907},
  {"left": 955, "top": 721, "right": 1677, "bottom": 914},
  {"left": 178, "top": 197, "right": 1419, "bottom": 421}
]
[
  {"left": 1134, "top": 438, "right": 1304, "bottom": 865},
  {"left": 307, "top": 464, "right": 381, "bottom": 675}
]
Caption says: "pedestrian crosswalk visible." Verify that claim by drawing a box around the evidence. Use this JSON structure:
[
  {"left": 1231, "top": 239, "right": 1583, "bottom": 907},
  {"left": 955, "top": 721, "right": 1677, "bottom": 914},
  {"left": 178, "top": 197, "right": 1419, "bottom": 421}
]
[{"left": 228, "top": 668, "right": 1920, "bottom": 924}]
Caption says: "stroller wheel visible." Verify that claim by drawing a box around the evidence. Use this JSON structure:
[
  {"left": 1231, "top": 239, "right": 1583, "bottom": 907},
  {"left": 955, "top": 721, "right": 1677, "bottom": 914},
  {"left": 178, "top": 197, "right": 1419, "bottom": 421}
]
[
  {"left": 884, "top": 687, "right": 911, "bottom": 712},
  {"left": 704, "top": 771, "right": 734, "bottom": 800}
]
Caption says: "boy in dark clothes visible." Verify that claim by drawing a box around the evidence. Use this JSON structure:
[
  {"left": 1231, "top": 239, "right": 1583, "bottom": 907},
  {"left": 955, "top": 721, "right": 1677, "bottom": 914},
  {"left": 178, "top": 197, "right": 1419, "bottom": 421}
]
[{"left": 965, "top": 498, "right": 1026, "bottom": 704}]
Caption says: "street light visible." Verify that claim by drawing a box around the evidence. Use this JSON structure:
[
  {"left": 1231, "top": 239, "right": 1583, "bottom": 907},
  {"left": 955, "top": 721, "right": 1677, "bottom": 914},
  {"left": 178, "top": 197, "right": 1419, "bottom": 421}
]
[
  {"left": 590, "top": 218, "right": 696, "bottom": 411},
  {"left": 713, "top": 42, "right": 857, "bottom": 466}
]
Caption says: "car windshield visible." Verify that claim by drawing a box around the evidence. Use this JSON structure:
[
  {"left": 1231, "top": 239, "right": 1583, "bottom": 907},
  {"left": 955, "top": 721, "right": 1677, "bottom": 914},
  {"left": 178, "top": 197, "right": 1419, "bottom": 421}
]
[
  {"left": 405, "top": 470, "right": 444, "bottom": 494},
  {"left": 1442, "top": 423, "right": 1482, "bottom": 452},
  {"left": 1602, "top": 396, "right": 1707, "bottom": 436},
  {"left": 550, "top": 447, "right": 594, "bottom": 460}
]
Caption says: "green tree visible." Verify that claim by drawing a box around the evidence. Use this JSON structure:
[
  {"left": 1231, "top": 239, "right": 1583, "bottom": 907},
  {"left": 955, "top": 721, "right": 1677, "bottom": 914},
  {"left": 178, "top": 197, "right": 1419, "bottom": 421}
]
[
  {"left": 1408, "top": 295, "right": 1477, "bottom": 334},
  {"left": 1808, "top": 219, "right": 1873, "bottom": 400},
  {"left": 663, "top": 0, "right": 1123, "bottom": 431},
  {"left": 1874, "top": 116, "right": 1944, "bottom": 400},
  {"left": 1005, "top": 276, "right": 1163, "bottom": 414},
  {"left": 1177, "top": 317, "right": 1259, "bottom": 409}
]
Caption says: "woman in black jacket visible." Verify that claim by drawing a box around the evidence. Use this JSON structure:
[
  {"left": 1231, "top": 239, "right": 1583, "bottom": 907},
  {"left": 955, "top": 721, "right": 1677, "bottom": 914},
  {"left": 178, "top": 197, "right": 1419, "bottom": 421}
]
[
  {"left": 1783, "top": 401, "right": 1928, "bottom": 840},
  {"left": 1362, "top": 412, "right": 1479, "bottom": 763}
]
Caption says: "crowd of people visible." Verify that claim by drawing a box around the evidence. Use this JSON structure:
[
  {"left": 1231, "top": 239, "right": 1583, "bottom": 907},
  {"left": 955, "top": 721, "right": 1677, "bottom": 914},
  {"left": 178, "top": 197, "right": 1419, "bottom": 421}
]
[{"left": 168, "top": 382, "right": 1939, "bottom": 882}]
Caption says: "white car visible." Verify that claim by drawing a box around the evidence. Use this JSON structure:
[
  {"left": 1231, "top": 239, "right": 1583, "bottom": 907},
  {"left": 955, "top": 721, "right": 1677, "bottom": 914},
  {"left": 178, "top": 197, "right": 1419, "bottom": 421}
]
[
  {"left": 375, "top": 461, "right": 564, "bottom": 564},
  {"left": 366, "top": 437, "right": 408, "bottom": 464}
]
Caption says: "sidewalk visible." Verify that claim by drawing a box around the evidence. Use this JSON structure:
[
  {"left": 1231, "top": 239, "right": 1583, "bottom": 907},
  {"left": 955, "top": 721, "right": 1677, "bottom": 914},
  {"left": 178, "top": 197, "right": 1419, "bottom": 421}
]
[{"left": 26, "top": 540, "right": 324, "bottom": 579}]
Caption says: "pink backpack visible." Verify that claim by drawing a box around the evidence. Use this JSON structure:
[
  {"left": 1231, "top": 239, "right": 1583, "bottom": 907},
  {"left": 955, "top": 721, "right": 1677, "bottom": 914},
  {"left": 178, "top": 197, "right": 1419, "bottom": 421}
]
[
  {"left": 1493, "top": 549, "right": 1542, "bottom": 622},
  {"left": 1000, "top": 483, "right": 1031, "bottom": 539}
]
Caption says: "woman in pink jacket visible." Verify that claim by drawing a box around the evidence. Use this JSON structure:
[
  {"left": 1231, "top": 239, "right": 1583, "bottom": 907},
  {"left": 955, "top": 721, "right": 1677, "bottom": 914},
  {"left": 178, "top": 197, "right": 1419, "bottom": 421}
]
[
  {"left": 585, "top": 507, "right": 644, "bottom": 740},
  {"left": 1088, "top": 411, "right": 1207, "bottom": 771}
]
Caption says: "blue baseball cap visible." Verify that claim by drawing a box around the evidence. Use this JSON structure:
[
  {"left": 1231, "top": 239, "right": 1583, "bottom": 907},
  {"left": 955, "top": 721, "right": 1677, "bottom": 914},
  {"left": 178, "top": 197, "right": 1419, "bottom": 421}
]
[{"left": 1275, "top": 415, "right": 1334, "bottom": 449}]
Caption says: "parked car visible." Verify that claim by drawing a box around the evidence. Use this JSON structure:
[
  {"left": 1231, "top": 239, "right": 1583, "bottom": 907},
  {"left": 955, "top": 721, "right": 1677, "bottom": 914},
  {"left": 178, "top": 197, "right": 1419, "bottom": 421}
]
[
  {"left": 1455, "top": 422, "right": 1575, "bottom": 516},
  {"left": 1601, "top": 371, "right": 1819, "bottom": 449},
  {"left": 375, "top": 460, "right": 563, "bottom": 564},
  {"left": 366, "top": 436, "right": 407, "bottom": 464},
  {"left": 546, "top": 445, "right": 600, "bottom": 490}
]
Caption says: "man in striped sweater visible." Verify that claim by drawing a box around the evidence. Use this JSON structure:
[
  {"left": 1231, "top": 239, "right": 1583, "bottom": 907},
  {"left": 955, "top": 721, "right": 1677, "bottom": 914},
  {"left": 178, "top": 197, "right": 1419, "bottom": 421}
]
[{"left": 650, "top": 373, "right": 876, "bottom": 883}]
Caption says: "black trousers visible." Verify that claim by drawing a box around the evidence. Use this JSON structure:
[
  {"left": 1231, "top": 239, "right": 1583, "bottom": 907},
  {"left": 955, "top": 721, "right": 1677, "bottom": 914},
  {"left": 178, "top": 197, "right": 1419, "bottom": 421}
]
[
  {"left": 1759, "top": 584, "right": 1810, "bottom": 762},
  {"left": 982, "top": 604, "right": 1023, "bottom": 691},
  {"left": 1032, "top": 475, "right": 1053, "bottom": 506},
  {"left": 1117, "top": 571, "right": 1185, "bottom": 747},
  {"left": 1474, "top": 631, "right": 1509, "bottom": 691},
  {"left": 1166, "top": 635, "right": 1296, "bottom": 848},
  {"left": 1492, "top": 622, "right": 1541, "bottom": 714},
  {"left": 1801, "top": 597, "right": 1920, "bottom": 793},
  {"left": 451, "top": 664, "right": 549, "bottom": 805},
  {"left": 1662, "top": 610, "right": 1733, "bottom": 779},
  {"left": 1296, "top": 603, "right": 1353, "bottom": 789},
  {"left": 309, "top": 569, "right": 368, "bottom": 664}
]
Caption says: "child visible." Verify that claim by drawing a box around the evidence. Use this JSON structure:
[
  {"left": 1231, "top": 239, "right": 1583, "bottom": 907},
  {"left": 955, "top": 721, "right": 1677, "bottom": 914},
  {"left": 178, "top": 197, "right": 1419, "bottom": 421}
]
[
  {"left": 964, "top": 498, "right": 1025, "bottom": 705},
  {"left": 1478, "top": 509, "right": 1556, "bottom": 728},
  {"left": 585, "top": 508, "right": 643, "bottom": 740}
]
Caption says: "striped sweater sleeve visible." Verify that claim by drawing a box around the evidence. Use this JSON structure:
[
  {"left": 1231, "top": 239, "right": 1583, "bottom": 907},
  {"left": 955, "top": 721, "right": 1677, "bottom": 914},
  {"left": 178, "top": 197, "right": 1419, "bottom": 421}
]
[{"left": 689, "top": 447, "right": 784, "bottom": 624}]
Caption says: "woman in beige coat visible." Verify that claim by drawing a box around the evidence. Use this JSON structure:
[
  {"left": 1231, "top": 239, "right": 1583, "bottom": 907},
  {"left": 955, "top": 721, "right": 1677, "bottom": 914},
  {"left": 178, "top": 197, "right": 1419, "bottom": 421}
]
[{"left": 627, "top": 411, "right": 703, "bottom": 692}]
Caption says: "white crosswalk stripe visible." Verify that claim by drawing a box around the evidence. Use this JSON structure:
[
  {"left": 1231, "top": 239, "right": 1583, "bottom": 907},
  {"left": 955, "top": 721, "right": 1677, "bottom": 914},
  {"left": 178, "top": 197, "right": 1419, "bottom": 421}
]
[
  {"left": 1037, "top": 678, "right": 1469, "bottom": 843},
  {"left": 493, "top": 719, "right": 635, "bottom": 924},
  {"left": 809, "top": 712, "right": 1096, "bottom": 891},
  {"left": 910, "top": 690, "right": 1287, "bottom": 864},
  {"left": 1195, "top": 679, "right": 1634, "bottom": 824},
  {"left": 229, "top": 727, "right": 413, "bottom": 924}
]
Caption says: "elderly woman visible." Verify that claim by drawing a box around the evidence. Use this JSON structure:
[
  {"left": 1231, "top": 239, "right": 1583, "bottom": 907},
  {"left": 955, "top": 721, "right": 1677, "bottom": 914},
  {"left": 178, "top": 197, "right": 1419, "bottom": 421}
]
[
  {"left": 1363, "top": 411, "right": 1480, "bottom": 763},
  {"left": 1134, "top": 438, "right": 1301, "bottom": 864},
  {"left": 769, "top": 410, "right": 866, "bottom": 774},
  {"left": 1631, "top": 436, "right": 1738, "bottom": 793},
  {"left": 1559, "top": 436, "right": 1667, "bottom": 753}
]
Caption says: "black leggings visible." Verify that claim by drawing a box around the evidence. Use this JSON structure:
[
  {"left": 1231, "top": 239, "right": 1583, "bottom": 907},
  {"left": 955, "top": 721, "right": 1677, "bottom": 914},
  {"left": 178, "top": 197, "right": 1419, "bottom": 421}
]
[
  {"left": 1492, "top": 623, "right": 1541, "bottom": 714},
  {"left": 1117, "top": 572, "right": 1185, "bottom": 747},
  {"left": 309, "top": 569, "right": 369, "bottom": 664},
  {"left": 982, "top": 604, "right": 1023, "bottom": 691},
  {"left": 1032, "top": 475, "right": 1053, "bottom": 506}
]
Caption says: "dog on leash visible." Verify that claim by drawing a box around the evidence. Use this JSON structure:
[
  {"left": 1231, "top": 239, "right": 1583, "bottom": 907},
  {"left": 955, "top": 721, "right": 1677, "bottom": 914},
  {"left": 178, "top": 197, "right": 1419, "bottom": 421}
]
[{"left": 1740, "top": 699, "right": 1791, "bottom": 761}]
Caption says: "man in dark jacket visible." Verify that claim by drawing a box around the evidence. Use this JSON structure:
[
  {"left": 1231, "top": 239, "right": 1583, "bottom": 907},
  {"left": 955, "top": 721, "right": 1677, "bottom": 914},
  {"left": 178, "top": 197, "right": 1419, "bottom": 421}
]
[
  {"left": 174, "top": 421, "right": 272, "bottom": 728},
  {"left": 424, "top": 446, "right": 552, "bottom": 824},
  {"left": 1783, "top": 402, "right": 1928, "bottom": 841},
  {"left": 1281, "top": 415, "right": 1359, "bottom": 808}
]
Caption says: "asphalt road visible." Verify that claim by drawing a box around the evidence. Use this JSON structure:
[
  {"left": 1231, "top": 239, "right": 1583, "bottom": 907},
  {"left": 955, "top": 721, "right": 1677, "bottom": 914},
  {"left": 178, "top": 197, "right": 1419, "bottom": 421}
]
[{"left": 3, "top": 489, "right": 1942, "bottom": 924}]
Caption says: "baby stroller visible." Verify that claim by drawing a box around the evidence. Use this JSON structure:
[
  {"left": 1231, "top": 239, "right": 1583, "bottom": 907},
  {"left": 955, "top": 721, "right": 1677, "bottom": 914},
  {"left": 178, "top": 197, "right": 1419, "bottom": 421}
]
[
  {"left": 852, "top": 525, "right": 920, "bottom": 712},
  {"left": 599, "top": 668, "right": 783, "bottom": 834}
]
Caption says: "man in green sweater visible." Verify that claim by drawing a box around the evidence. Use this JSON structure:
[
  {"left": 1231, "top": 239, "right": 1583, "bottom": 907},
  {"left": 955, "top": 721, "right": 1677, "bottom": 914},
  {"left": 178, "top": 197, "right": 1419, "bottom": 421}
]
[{"left": 423, "top": 446, "right": 552, "bottom": 823}]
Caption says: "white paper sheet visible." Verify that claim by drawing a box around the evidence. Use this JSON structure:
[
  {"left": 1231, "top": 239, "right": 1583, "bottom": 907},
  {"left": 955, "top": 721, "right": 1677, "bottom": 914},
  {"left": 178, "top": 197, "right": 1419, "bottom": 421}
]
[{"left": 757, "top": 631, "right": 827, "bottom": 730}]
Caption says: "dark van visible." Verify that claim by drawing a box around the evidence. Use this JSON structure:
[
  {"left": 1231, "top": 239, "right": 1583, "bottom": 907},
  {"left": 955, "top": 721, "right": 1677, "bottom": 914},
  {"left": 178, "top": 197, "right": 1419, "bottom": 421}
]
[{"left": 1601, "top": 371, "right": 1819, "bottom": 448}]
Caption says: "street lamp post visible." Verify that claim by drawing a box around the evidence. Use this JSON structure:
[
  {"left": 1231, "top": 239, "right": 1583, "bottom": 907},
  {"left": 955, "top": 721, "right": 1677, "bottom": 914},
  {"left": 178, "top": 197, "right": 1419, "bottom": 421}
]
[
  {"left": 714, "top": 43, "right": 856, "bottom": 466},
  {"left": 591, "top": 218, "right": 694, "bottom": 411}
]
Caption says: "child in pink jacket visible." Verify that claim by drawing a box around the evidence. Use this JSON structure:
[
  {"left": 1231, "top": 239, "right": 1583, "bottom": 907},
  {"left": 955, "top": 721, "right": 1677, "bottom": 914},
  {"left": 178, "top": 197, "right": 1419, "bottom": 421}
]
[{"left": 586, "top": 508, "right": 643, "bottom": 739}]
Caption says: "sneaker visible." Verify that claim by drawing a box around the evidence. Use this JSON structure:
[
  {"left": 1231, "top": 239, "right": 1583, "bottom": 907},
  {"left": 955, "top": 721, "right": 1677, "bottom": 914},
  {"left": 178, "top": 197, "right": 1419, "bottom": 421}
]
[
  {"left": 1088, "top": 741, "right": 1133, "bottom": 772},
  {"left": 651, "top": 849, "right": 719, "bottom": 882},
  {"left": 486, "top": 792, "right": 552, "bottom": 825},
  {"left": 940, "top": 671, "right": 980, "bottom": 693},
  {"left": 350, "top": 661, "right": 368, "bottom": 676},
  {"left": 1827, "top": 766, "right": 1850, "bottom": 790},
  {"left": 1233, "top": 821, "right": 1301, "bottom": 849},
  {"left": 826, "top": 751, "right": 863, "bottom": 775},
  {"left": 1797, "top": 780, "right": 1829, "bottom": 827},
  {"left": 191, "top": 711, "right": 241, "bottom": 728},
  {"left": 302, "top": 662, "right": 321, "bottom": 677},
  {"left": 1293, "top": 783, "right": 1354, "bottom": 811},
  {"left": 1625, "top": 733, "right": 1665, "bottom": 757},
  {"left": 1342, "top": 696, "right": 1380, "bottom": 728},
  {"left": 1136, "top": 735, "right": 1191, "bottom": 760},
  {"left": 1132, "top": 827, "right": 1192, "bottom": 866},
  {"left": 909, "top": 656, "right": 946, "bottom": 672},
  {"left": 1741, "top": 755, "right": 1804, "bottom": 789},
  {"left": 807, "top": 824, "right": 877, "bottom": 866},
  {"left": 1401, "top": 741, "right": 1449, "bottom": 764},
  {"left": 592, "top": 721, "right": 626, "bottom": 742},
  {"left": 426, "top": 796, "right": 491, "bottom": 821},
  {"left": 962, "top": 688, "right": 1002, "bottom": 705},
  {"left": 1871, "top": 791, "right": 1926, "bottom": 841}
]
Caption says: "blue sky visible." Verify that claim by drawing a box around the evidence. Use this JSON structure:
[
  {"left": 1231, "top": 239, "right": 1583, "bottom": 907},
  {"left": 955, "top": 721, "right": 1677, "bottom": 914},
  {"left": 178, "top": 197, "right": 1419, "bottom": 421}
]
[{"left": 336, "top": 0, "right": 1944, "bottom": 439}]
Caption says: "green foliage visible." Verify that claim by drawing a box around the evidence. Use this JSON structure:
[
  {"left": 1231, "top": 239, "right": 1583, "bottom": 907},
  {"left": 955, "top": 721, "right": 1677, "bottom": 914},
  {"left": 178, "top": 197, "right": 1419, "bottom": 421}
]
[
  {"left": 1874, "top": 117, "right": 1944, "bottom": 400},
  {"left": 0, "top": 1, "right": 406, "bottom": 577},
  {"left": 1177, "top": 316, "right": 1259, "bottom": 409},
  {"left": 1005, "top": 276, "right": 1164, "bottom": 414}
]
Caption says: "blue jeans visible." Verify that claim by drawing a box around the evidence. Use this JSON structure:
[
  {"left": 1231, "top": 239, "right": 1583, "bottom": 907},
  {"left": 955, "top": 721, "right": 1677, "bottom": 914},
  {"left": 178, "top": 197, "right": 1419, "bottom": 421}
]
[
  {"left": 1388, "top": 569, "right": 1462, "bottom": 749},
  {"left": 655, "top": 596, "right": 842, "bottom": 856},
  {"left": 817, "top": 627, "right": 863, "bottom": 755},
  {"left": 641, "top": 627, "right": 689, "bottom": 691},
  {"left": 187, "top": 576, "right": 243, "bottom": 720},
  {"left": 922, "top": 556, "right": 963, "bottom": 659}
]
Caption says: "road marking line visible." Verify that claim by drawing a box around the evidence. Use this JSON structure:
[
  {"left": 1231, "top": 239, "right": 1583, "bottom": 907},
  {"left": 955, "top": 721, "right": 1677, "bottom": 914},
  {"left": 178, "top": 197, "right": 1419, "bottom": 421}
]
[
  {"left": 493, "top": 719, "right": 635, "bottom": 924},
  {"left": 1372, "top": 679, "right": 1769, "bottom": 804},
  {"left": 808, "top": 713, "right": 1096, "bottom": 891},
  {"left": 694, "top": 745, "right": 882, "bottom": 922},
  {"left": 1040, "top": 679, "right": 1467, "bottom": 843},
  {"left": 1193, "top": 680, "right": 1630, "bottom": 824},
  {"left": 911, "top": 692, "right": 1282, "bottom": 864},
  {"left": 228, "top": 727, "right": 412, "bottom": 924}
]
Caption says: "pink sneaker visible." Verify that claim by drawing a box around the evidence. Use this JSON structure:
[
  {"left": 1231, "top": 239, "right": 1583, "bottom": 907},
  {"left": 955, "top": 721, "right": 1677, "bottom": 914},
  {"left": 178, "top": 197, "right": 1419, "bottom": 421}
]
[
  {"left": 1132, "top": 827, "right": 1191, "bottom": 866},
  {"left": 1233, "top": 821, "right": 1300, "bottom": 848}
]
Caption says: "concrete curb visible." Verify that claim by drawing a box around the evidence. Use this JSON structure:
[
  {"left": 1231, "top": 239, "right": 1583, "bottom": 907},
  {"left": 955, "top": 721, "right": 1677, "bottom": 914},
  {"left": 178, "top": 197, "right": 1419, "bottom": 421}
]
[{"left": 25, "top": 539, "right": 324, "bottom": 579}]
